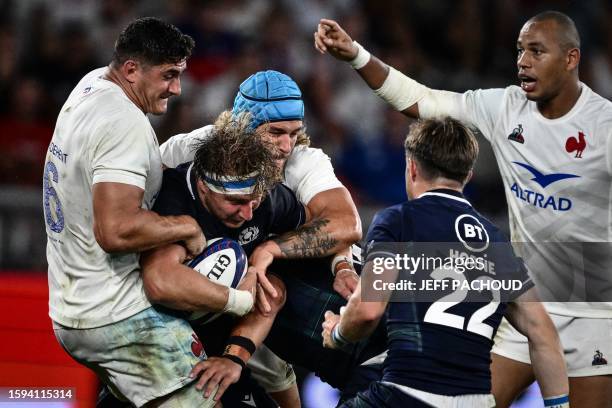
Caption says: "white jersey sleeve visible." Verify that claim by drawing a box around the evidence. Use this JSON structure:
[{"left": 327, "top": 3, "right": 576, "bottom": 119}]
[
  {"left": 91, "top": 116, "right": 155, "bottom": 189},
  {"left": 284, "top": 145, "right": 344, "bottom": 205},
  {"left": 418, "top": 87, "right": 507, "bottom": 141},
  {"left": 459, "top": 88, "right": 508, "bottom": 141},
  {"left": 159, "top": 125, "right": 214, "bottom": 168}
]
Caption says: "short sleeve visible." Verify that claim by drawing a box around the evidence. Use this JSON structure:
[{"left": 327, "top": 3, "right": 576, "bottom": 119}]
[
  {"left": 284, "top": 146, "right": 344, "bottom": 205},
  {"left": 268, "top": 184, "right": 307, "bottom": 233},
  {"left": 91, "top": 114, "right": 153, "bottom": 189},
  {"left": 461, "top": 88, "right": 508, "bottom": 142},
  {"left": 366, "top": 206, "right": 404, "bottom": 244},
  {"left": 364, "top": 206, "right": 406, "bottom": 263},
  {"left": 159, "top": 125, "right": 214, "bottom": 168}
]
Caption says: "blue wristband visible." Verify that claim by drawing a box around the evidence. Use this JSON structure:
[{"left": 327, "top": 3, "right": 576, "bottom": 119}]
[{"left": 544, "top": 394, "right": 569, "bottom": 408}]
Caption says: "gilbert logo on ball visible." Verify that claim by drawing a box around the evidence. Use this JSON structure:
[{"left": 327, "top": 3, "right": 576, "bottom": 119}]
[{"left": 186, "top": 238, "right": 248, "bottom": 325}]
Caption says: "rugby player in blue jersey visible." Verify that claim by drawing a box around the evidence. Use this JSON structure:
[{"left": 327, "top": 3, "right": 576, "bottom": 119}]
[
  {"left": 142, "top": 108, "right": 378, "bottom": 406},
  {"left": 140, "top": 111, "right": 309, "bottom": 406},
  {"left": 322, "top": 117, "right": 569, "bottom": 407},
  {"left": 160, "top": 70, "right": 370, "bottom": 407},
  {"left": 99, "top": 111, "right": 309, "bottom": 407}
]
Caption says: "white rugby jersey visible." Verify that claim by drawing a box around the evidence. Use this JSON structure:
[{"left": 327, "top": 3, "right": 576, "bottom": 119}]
[
  {"left": 45, "top": 68, "right": 161, "bottom": 328},
  {"left": 160, "top": 125, "right": 344, "bottom": 205},
  {"left": 446, "top": 83, "right": 612, "bottom": 317}
]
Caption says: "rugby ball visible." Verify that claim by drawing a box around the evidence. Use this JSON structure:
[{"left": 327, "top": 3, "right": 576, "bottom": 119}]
[{"left": 186, "top": 237, "right": 248, "bottom": 325}]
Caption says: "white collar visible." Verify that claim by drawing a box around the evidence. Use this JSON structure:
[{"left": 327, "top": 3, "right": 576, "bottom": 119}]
[
  {"left": 186, "top": 163, "right": 196, "bottom": 200},
  {"left": 417, "top": 191, "right": 471, "bottom": 206}
]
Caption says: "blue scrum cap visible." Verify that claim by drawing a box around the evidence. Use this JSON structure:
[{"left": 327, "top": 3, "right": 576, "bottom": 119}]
[{"left": 232, "top": 70, "right": 304, "bottom": 129}]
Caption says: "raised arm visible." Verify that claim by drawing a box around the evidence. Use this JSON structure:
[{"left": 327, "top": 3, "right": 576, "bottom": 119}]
[
  {"left": 314, "top": 19, "right": 390, "bottom": 91},
  {"left": 93, "top": 182, "right": 205, "bottom": 256},
  {"left": 504, "top": 288, "right": 569, "bottom": 401},
  {"left": 314, "top": 18, "right": 466, "bottom": 121}
]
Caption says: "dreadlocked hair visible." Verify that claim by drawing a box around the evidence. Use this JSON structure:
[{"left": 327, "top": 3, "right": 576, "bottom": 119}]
[{"left": 193, "top": 111, "right": 282, "bottom": 196}]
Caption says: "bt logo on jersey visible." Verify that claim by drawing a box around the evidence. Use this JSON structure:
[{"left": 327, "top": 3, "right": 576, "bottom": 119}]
[
  {"left": 454, "top": 214, "right": 489, "bottom": 252},
  {"left": 510, "top": 162, "right": 579, "bottom": 212}
]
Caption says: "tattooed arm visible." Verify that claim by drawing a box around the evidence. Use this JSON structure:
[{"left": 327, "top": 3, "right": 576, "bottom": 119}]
[
  {"left": 273, "top": 218, "right": 337, "bottom": 257},
  {"left": 249, "top": 187, "right": 361, "bottom": 308},
  {"left": 281, "top": 187, "right": 361, "bottom": 256}
]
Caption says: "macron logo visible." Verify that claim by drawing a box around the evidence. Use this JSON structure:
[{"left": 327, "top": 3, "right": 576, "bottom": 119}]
[{"left": 512, "top": 162, "right": 580, "bottom": 188}]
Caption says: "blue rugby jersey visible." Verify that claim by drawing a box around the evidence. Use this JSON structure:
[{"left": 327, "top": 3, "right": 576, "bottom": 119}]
[
  {"left": 153, "top": 162, "right": 306, "bottom": 256},
  {"left": 365, "top": 189, "right": 533, "bottom": 395}
]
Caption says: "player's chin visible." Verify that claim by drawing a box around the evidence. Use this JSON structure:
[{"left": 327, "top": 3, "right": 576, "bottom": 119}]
[
  {"left": 151, "top": 99, "right": 169, "bottom": 115},
  {"left": 275, "top": 158, "right": 288, "bottom": 169},
  {"left": 524, "top": 90, "right": 546, "bottom": 102},
  {"left": 224, "top": 219, "right": 246, "bottom": 229},
  {"left": 520, "top": 81, "right": 542, "bottom": 101}
]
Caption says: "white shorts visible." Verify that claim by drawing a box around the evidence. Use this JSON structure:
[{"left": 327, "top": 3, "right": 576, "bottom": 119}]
[
  {"left": 247, "top": 344, "right": 297, "bottom": 393},
  {"left": 492, "top": 315, "right": 612, "bottom": 377},
  {"left": 54, "top": 307, "right": 215, "bottom": 407},
  {"left": 383, "top": 382, "right": 496, "bottom": 408}
]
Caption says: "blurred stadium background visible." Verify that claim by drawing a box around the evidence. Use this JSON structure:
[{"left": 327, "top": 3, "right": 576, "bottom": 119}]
[{"left": 1, "top": 0, "right": 610, "bottom": 406}]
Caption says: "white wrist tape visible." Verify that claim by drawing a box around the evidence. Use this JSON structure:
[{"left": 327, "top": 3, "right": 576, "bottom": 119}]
[
  {"left": 374, "top": 66, "right": 429, "bottom": 112},
  {"left": 349, "top": 41, "right": 371, "bottom": 70},
  {"left": 224, "top": 288, "right": 254, "bottom": 316},
  {"left": 331, "top": 254, "right": 353, "bottom": 276}
]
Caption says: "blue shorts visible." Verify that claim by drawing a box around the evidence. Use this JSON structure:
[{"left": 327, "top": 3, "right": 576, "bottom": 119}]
[
  {"left": 339, "top": 381, "right": 433, "bottom": 407},
  {"left": 341, "top": 381, "right": 495, "bottom": 407}
]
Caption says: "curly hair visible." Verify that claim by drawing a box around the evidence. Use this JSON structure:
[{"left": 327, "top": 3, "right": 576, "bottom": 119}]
[
  {"left": 404, "top": 117, "right": 479, "bottom": 183},
  {"left": 112, "top": 17, "right": 195, "bottom": 66},
  {"left": 296, "top": 127, "right": 311, "bottom": 147},
  {"left": 193, "top": 111, "right": 282, "bottom": 196}
]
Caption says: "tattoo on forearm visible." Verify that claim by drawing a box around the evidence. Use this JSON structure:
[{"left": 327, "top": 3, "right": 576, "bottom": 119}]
[{"left": 273, "top": 218, "right": 338, "bottom": 258}]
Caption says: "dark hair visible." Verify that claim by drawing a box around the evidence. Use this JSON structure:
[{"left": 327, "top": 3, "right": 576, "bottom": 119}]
[
  {"left": 112, "top": 17, "right": 195, "bottom": 66},
  {"left": 529, "top": 11, "right": 580, "bottom": 51},
  {"left": 404, "top": 117, "right": 478, "bottom": 183},
  {"left": 193, "top": 111, "right": 281, "bottom": 196}
]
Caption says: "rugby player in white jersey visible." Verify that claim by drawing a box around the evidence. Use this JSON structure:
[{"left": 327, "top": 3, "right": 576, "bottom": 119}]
[
  {"left": 161, "top": 70, "right": 362, "bottom": 407},
  {"left": 44, "top": 18, "right": 255, "bottom": 407},
  {"left": 315, "top": 9, "right": 612, "bottom": 408}
]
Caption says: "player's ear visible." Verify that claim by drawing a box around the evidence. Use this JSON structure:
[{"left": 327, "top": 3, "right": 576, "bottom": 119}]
[
  {"left": 465, "top": 169, "right": 473, "bottom": 185},
  {"left": 196, "top": 178, "right": 210, "bottom": 195},
  {"left": 566, "top": 47, "right": 580, "bottom": 72},
  {"left": 121, "top": 59, "right": 139, "bottom": 83},
  {"left": 409, "top": 157, "right": 418, "bottom": 182}
]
